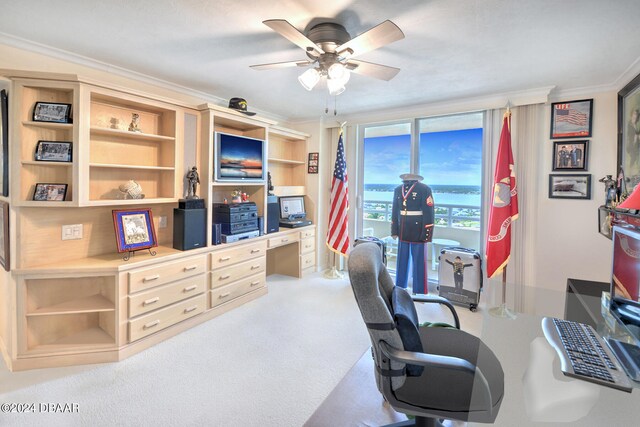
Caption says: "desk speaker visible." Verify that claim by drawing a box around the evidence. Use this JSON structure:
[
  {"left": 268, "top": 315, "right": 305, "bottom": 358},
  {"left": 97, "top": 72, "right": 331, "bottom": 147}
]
[
  {"left": 267, "top": 196, "right": 279, "bottom": 234},
  {"left": 173, "top": 208, "right": 206, "bottom": 251}
]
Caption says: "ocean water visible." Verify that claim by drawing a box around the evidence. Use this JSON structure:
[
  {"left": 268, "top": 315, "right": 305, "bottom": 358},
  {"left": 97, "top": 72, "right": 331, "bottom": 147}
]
[{"left": 364, "top": 191, "right": 481, "bottom": 207}]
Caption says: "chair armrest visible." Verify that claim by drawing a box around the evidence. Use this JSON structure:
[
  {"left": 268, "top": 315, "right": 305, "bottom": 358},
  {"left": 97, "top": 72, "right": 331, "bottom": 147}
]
[
  {"left": 411, "top": 295, "right": 460, "bottom": 329},
  {"left": 379, "top": 340, "right": 492, "bottom": 410}
]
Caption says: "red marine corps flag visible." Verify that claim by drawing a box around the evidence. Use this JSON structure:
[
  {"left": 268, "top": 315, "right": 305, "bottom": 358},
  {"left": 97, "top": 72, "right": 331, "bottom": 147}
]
[{"left": 486, "top": 111, "right": 519, "bottom": 278}]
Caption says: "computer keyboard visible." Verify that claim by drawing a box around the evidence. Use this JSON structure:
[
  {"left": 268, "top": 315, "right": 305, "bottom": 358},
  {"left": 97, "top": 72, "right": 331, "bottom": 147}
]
[{"left": 542, "top": 317, "right": 634, "bottom": 392}]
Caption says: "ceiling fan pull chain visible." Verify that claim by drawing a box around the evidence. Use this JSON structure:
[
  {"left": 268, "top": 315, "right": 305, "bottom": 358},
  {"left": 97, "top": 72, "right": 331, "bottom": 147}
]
[{"left": 334, "top": 96, "right": 337, "bottom": 116}]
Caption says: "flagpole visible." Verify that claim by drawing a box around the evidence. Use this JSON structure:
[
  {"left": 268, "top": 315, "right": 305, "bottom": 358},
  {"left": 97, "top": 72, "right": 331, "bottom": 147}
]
[
  {"left": 488, "top": 266, "right": 516, "bottom": 319},
  {"left": 324, "top": 251, "right": 344, "bottom": 279}
]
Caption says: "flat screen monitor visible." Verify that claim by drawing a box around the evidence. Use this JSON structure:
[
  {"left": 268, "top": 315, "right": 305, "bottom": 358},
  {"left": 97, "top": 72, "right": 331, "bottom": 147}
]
[
  {"left": 279, "top": 196, "right": 306, "bottom": 220},
  {"left": 214, "top": 132, "right": 265, "bottom": 182},
  {"left": 612, "top": 225, "right": 640, "bottom": 304}
]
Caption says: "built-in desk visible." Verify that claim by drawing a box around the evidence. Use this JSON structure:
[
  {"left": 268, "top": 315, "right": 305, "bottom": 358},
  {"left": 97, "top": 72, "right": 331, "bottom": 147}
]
[{"left": 1, "top": 226, "right": 316, "bottom": 371}]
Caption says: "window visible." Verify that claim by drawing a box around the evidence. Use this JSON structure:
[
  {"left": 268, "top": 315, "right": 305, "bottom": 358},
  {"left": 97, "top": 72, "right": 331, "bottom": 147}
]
[{"left": 358, "top": 112, "right": 484, "bottom": 279}]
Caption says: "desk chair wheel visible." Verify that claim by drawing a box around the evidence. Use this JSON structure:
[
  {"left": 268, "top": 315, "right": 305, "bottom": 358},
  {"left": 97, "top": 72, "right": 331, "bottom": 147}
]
[{"left": 470, "top": 304, "right": 477, "bottom": 312}]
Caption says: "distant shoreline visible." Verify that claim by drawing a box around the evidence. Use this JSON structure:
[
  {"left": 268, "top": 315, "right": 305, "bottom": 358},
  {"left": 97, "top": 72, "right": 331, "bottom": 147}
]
[{"left": 365, "top": 184, "right": 480, "bottom": 194}]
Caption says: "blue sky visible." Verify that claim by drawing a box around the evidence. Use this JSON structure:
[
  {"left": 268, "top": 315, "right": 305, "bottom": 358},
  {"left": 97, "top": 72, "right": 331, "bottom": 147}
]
[{"left": 363, "top": 128, "right": 483, "bottom": 186}]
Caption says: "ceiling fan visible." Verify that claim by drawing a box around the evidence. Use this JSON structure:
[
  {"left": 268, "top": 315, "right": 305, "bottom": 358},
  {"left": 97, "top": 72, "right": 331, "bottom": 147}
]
[{"left": 250, "top": 19, "right": 405, "bottom": 95}]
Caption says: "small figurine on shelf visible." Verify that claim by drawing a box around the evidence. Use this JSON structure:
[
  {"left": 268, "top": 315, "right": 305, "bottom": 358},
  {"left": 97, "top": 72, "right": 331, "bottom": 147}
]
[
  {"left": 128, "top": 113, "right": 142, "bottom": 133},
  {"left": 186, "top": 166, "right": 200, "bottom": 199},
  {"left": 119, "top": 180, "right": 145, "bottom": 199},
  {"left": 241, "top": 192, "right": 248, "bottom": 202},
  {"left": 231, "top": 190, "right": 242, "bottom": 204},
  {"left": 267, "top": 171, "right": 275, "bottom": 196},
  {"left": 599, "top": 175, "right": 617, "bottom": 207}
]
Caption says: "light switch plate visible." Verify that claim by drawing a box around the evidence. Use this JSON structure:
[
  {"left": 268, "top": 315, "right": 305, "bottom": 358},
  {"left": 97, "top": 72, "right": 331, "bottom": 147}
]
[
  {"left": 159, "top": 216, "right": 167, "bottom": 228},
  {"left": 62, "top": 224, "right": 83, "bottom": 240}
]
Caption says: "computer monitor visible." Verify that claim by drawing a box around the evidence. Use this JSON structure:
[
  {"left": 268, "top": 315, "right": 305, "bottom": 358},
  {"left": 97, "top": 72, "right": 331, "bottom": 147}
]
[
  {"left": 610, "top": 225, "right": 640, "bottom": 340},
  {"left": 279, "top": 196, "right": 306, "bottom": 220}
]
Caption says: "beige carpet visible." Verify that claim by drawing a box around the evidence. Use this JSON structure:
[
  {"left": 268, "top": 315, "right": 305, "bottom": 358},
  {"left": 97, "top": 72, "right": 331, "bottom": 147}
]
[{"left": 0, "top": 273, "right": 370, "bottom": 427}]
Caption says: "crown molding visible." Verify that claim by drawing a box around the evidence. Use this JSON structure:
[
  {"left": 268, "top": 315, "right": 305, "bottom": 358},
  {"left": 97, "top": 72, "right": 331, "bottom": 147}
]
[{"left": 0, "top": 32, "right": 288, "bottom": 123}]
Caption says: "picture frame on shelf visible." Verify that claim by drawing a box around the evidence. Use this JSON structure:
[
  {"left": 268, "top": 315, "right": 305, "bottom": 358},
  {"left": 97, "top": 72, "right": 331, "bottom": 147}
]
[
  {"left": 549, "top": 174, "right": 591, "bottom": 199},
  {"left": 618, "top": 71, "right": 640, "bottom": 190},
  {"left": 1, "top": 89, "right": 8, "bottom": 197},
  {"left": 598, "top": 206, "right": 613, "bottom": 239},
  {"left": 552, "top": 140, "right": 588, "bottom": 171},
  {"left": 0, "top": 201, "right": 9, "bottom": 271},
  {"left": 32, "top": 101, "right": 72, "bottom": 123},
  {"left": 112, "top": 208, "right": 157, "bottom": 254},
  {"left": 308, "top": 152, "right": 318, "bottom": 174},
  {"left": 550, "top": 99, "right": 593, "bottom": 139},
  {"left": 35, "top": 140, "right": 72, "bottom": 162},
  {"left": 33, "top": 183, "right": 68, "bottom": 201}
]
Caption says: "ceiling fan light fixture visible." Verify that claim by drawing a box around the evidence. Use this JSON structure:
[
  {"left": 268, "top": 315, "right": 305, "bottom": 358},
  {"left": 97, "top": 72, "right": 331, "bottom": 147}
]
[
  {"left": 298, "top": 68, "right": 320, "bottom": 91},
  {"left": 327, "top": 63, "right": 346, "bottom": 80},
  {"left": 327, "top": 77, "right": 346, "bottom": 96}
]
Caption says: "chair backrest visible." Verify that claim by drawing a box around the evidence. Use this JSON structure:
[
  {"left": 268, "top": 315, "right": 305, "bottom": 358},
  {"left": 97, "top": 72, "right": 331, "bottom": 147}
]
[{"left": 347, "top": 242, "right": 409, "bottom": 390}]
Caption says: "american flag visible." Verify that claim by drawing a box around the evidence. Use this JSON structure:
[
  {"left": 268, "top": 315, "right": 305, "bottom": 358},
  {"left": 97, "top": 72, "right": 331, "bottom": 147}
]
[
  {"left": 555, "top": 107, "right": 588, "bottom": 126},
  {"left": 327, "top": 132, "right": 349, "bottom": 255}
]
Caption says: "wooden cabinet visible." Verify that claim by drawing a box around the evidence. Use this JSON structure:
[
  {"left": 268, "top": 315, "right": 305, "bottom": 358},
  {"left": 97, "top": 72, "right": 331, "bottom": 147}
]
[
  {"left": 86, "top": 88, "right": 181, "bottom": 205},
  {"left": 20, "top": 274, "right": 117, "bottom": 354},
  {"left": 129, "top": 294, "right": 206, "bottom": 342},
  {"left": 268, "top": 126, "right": 309, "bottom": 200},
  {"left": 11, "top": 79, "right": 79, "bottom": 206}
]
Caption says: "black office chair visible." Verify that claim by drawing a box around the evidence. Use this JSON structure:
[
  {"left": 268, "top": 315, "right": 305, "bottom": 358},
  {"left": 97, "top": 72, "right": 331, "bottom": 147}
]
[{"left": 348, "top": 243, "right": 504, "bottom": 427}]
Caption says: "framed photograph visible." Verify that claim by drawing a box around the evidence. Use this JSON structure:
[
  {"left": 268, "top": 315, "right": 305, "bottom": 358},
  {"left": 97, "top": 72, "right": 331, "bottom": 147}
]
[
  {"left": 550, "top": 99, "right": 593, "bottom": 139},
  {"left": 35, "top": 141, "right": 72, "bottom": 162},
  {"left": 1, "top": 89, "right": 8, "bottom": 197},
  {"left": 0, "top": 201, "right": 9, "bottom": 271},
  {"left": 549, "top": 174, "right": 591, "bottom": 199},
  {"left": 33, "top": 183, "right": 68, "bottom": 201},
  {"left": 32, "top": 101, "right": 72, "bottom": 123},
  {"left": 112, "top": 208, "right": 157, "bottom": 253},
  {"left": 308, "top": 152, "right": 319, "bottom": 174},
  {"left": 552, "top": 140, "right": 589, "bottom": 171},
  {"left": 598, "top": 206, "right": 613, "bottom": 239},
  {"left": 618, "top": 71, "right": 640, "bottom": 189}
]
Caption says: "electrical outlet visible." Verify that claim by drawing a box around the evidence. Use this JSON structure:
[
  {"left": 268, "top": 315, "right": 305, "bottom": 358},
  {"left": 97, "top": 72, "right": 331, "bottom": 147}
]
[
  {"left": 159, "top": 216, "right": 167, "bottom": 228},
  {"left": 62, "top": 224, "right": 83, "bottom": 240}
]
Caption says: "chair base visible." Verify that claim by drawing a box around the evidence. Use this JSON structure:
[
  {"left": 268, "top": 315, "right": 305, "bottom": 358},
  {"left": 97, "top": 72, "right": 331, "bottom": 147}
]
[{"left": 384, "top": 416, "right": 445, "bottom": 427}]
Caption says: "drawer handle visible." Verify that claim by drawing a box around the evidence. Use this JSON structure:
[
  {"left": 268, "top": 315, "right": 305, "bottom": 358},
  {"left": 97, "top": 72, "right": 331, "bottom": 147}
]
[
  {"left": 143, "top": 320, "right": 160, "bottom": 329},
  {"left": 250, "top": 281, "right": 261, "bottom": 287},
  {"left": 220, "top": 274, "right": 231, "bottom": 280},
  {"left": 306, "top": 260, "right": 312, "bottom": 264},
  {"left": 251, "top": 265, "right": 261, "bottom": 270},
  {"left": 184, "top": 306, "right": 198, "bottom": 313},
  {"left": 183, "top": 285, "right": 198, "bottom": 292},
  {"left": 143, "top": 274, "right": 160, "bottom": 282},
  {"left": 143, "top": 297, "right": 160, "bottom": 306},
  {"left": 219, "top": 292, "right": 231, "bottom": 298},
  {"left": 184, "top": 265, "right": 198, "bottom": 271},
  {"left": 281, "top": 238, "right": 289, "bottom": 243},
  {"left": 250, "top": 249, "right": 261, "bottom": 254},
  {"left": 305, "top": 244, "right": 312, "bottom": 249},
  {"left": 219, "top": 256, "right": 231, "bottom": 261}
]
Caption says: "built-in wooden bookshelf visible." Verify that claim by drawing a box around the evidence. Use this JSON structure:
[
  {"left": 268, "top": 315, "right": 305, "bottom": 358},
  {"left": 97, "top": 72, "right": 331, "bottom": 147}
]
[{"left": 268, "top": 126, "right": 309, "bottom": 198}]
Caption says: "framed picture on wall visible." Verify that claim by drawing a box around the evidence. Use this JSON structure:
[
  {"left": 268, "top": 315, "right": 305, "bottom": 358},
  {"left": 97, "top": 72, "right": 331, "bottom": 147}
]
[
  {"left": 0, "top": 201, "right": 9, "bottom": 271},
  {"left": 550, "top": 99, "right": 593, "bottom": 139},
  {"left": 618, "top": 71, "right": 640, "bottom": 190},
  {"left": 112, "top": 208, "right": 157, "bottom": 253},
  {"left": 552, "top": 140, "right": 588, "bottom": 171},
  {"left": 549, "top": 174, "right": 591, "bottom": 199},
  {"left": 1, "top": 89, "right": 8, "bottom": 197},
  {"left": 308, "top": 152, "right": 319, "bottom": 174}
]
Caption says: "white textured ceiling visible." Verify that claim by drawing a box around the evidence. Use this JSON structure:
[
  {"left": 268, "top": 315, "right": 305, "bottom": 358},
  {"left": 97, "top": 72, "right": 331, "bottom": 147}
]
[{"left": 1, "top": 0, "right": 639, "bottom": 122}]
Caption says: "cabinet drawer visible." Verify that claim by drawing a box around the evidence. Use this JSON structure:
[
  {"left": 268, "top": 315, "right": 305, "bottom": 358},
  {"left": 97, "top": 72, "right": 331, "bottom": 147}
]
[
  {"left": 301, "top": 251, "right": 315, "bottom": 270},
  {"left": 210, "top": 273, "right": 266, "bottom": 308},
  {"left": 129, "top": 294, "right": 206, "bottom": 342},
  {"left": 211, "top": 256, "right": 266, "bottom": 289},
  {"left": 210, "top": 240, "right": 266, "bottom": 269},
  {"left": 129, "top": 255, "right": 207, "bottom": 293},
  {"left": 300, "top": 228, "right": 315, "bottom": 239},
  {"left": 267, "top": 233, "right": 298, "bottom": 248},
  {"left": 300, "top": 236, "right": 315, "bottom": 254},
  {"left": 129, "top": 274, "right": 206, "bottom": 318}
]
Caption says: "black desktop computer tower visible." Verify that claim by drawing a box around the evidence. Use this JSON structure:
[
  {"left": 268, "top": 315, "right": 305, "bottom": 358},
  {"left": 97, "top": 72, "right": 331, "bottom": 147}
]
[
  {"left": 266, "top": 195, "right": 279, "bottom": 233},
  {"left": 173, "top": 208, "right": 207, "bottom": 250}
]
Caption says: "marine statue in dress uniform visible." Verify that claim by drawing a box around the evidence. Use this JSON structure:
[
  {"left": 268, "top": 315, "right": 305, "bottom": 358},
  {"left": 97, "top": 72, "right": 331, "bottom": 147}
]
[{"left": 391, "top": 173, "right": 435, "bottom": 294}]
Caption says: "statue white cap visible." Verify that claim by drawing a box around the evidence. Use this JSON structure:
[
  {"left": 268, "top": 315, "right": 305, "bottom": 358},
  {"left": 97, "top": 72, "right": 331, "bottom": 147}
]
[{"left": 400, "top": 173, "right": 424, "bottom": 182}]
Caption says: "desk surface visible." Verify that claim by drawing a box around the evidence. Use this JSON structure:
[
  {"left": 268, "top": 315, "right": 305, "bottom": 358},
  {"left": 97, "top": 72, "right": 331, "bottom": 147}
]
[{"left": 470, "top": 288, "right": 640, "bottom": 426}]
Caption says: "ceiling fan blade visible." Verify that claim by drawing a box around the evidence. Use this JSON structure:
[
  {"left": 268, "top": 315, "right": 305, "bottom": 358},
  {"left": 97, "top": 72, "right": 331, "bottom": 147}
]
[
  {"left": 250, "top": 60, "right": 312, "bottom": 70},
  {"left": 346, "top": 59, "right": 401, "bottom": 81},
  {"left": 336, "top": 20, "right": 404, "bottom": 58},
  {"left": 263, "top": 19, "right": 325, "bottom": 57}
]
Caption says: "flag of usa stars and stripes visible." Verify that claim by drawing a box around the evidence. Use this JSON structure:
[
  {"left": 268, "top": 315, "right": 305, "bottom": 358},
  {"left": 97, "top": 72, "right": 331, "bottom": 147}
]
[{"left": 326, "top": 132, "right": 349, "bottom": 255}]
